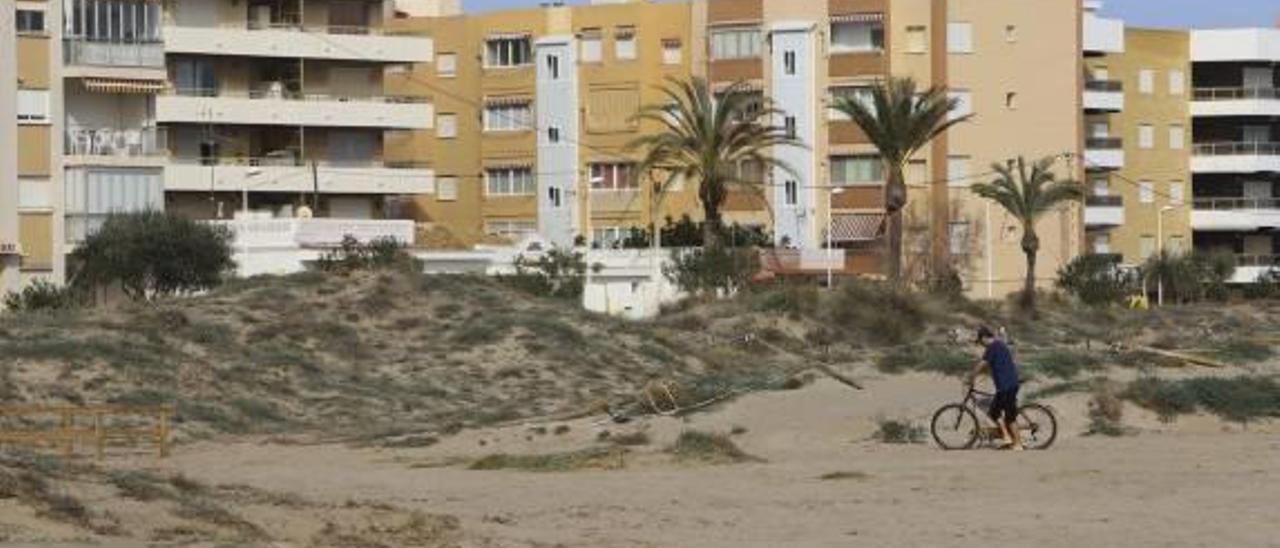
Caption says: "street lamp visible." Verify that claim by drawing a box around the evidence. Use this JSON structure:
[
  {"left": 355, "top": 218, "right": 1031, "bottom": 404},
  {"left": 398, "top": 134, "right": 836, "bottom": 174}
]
[
  {"left": 826, "top": 186, "right": 846, "bottom": 288},
  {"left": 1156, "top": 204, "right": 1176, "bottom": 306}
]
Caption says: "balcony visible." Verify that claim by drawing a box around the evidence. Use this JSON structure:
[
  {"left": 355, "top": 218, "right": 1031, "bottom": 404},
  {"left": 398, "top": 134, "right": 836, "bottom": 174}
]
[
  {"left": 1085, "top": 137, "right": 1125, "bottom": 170},
  {"left": 156, "top": 90, "right": 432, "bottom": 130},
  {"left": 1228, "top": 255, "right": 1280, "bottom": 284},
  {"left": 1191, "top": 29, "right": 1280, "bottom": 62},
  {"left": 164, "top": 23, "right": 432, "bottom": 63},
  {"left": 1191, "top": 197, "right": 1280, "bottom": 231},
  {"left": 63, "top": 39, "right": 166, "bottom": 79},
  {"left": 1191, "top": 142, "right": 1280, "bottom": 173},
  {"left": 1191, "top": 87, "right": 1280, "bottom": 117},
  {"left": 1083, "top": 80, "right": 1124, "bottom": 112},
  {"left": 164, "top": 157, "right": 433, "bottom": 196},
  {"left": 1084, "top": 195, "right": 1125, "bottom": 227},
  {"left": 64, "top": 126, "right": 167, "bottom": 167},
  {"left": 210, "top": 218, "right": 416, "bottom": 250},
  {"left": 1083, "top": 12, "right": 1124, "bottom": 55}
]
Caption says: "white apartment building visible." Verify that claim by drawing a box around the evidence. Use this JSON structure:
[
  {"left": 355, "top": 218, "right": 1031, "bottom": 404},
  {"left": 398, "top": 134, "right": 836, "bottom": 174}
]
[{"left": 156, "top": 0, "right": 434, "bottom": 223}]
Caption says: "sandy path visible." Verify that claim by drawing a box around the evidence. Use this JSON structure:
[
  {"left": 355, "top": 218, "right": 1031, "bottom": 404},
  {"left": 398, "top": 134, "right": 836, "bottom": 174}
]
[{"left": 150, "top": 376, "right": 1280, "bottom": 547}]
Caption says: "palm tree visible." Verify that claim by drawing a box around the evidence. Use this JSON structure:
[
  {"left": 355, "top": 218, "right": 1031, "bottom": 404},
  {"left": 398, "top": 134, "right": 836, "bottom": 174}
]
[
  {"left": 832, "top": 77, "right": 970, "bottom": 282},
  {"left": 629, "top": 77, "right": 801, "bottom": 248},
  {"left": 972, "top": 156, "right": 1084, "bottom": 309}
]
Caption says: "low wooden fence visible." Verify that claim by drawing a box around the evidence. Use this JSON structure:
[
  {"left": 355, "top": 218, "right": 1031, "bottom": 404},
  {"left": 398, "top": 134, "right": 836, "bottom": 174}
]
[{"left": 0, "top": 405, "right": 173, "bottom": 459}]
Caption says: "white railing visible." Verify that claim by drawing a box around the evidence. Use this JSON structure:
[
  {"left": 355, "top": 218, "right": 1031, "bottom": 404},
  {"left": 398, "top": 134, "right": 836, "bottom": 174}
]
[
  {"left": 64, "top": 39, "right": 165, "bottom": 68},
  {"left": 1192, "top": 142, "right": 1280, "bottom": 156},
  {"left": 167, "top": 88, "right": 428, "bottom": 104},
  {"left": 65, "top": 127, "right": 166, "bottom": 157},
  {"left": 210, "top": 218, "right": 416, "bottom": 249},
  {"left": 1193, "top": 87, "right": 1280, "bottom": 101},
  {"left": 1194, "top": 197, "right": 1280, "bottom": 211}
]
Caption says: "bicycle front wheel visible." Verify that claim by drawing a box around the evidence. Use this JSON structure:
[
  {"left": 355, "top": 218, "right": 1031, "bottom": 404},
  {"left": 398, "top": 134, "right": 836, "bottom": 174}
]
[
  {"left": 930, "top": 404, "right": 979, "bottom": 450},
  {"left": 1017, "top": 403, "right": 1058, "bottom": 450}
]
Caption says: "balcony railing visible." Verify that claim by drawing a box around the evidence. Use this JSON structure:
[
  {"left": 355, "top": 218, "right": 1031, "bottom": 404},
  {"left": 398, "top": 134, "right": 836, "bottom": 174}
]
[
  {"left": 1085, "top": 79, "right": 1123, "bottom": 92},
  {"left": 1192, "top": 142, "right": 1280, "bottom": 156},
  {"left": 64, "top": 39, "right": 165, "bottom": 68},
  {"left": 1193, "top": 197, "right": 1280, "bottom": 210},
  {"left": 217, "top": 19, "right": 425, "bottom": 37},
  {"left": 1193, "top": 87, "right": 1280, "bottom": 101},
  {"left": 1086, "top": 137, "right": 1123, "bottom": 149},
  {"left": 167, "top": 88, "right": 428, "bottom": 104},
  {"left": 1086, "top": 195, "right": 1123, "bottom": 207},
  {"left": 65, "top": 127, "right": 167, "bottom": 157},
  {"left": 1235, "top": 255, "right": 1280, "bottom": 268},
  {"left": 169, "top": 155, "right": 428, "bottom": 170}
]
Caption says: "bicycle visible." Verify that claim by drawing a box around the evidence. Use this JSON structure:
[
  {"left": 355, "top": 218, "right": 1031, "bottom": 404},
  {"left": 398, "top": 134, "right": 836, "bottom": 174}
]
[{"left": 930, "top": 386, "right": 1058, "bottom": 450}]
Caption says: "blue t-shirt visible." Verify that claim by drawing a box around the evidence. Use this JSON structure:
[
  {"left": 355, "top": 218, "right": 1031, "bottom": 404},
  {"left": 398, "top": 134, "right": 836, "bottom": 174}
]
[{"left": 983, "top": 340, "right": 1020, "bottom": 392}]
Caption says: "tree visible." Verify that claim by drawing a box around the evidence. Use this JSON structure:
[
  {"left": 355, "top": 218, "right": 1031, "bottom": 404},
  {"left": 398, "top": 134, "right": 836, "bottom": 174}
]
[
  {"left": 70, "top": 211, "right": 235, "bottom": 301},
  {"left": 629, "top": 77, "right": 801, "bottom": 248},
  {"left": 972, "top": 156, "right": 1084, "bottom": 309},
  {"left": 831, "top": 77, "right": 970, "bottom": 282}
]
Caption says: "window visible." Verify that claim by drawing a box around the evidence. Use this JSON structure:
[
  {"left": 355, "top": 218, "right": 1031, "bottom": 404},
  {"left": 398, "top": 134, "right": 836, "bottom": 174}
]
[
  {"left": 1005, "top": 24, "right": 1017, "bottom": 43},
  {"left": 1005, "top": 92, "right": 1018, "bottom": 110},
  {"left": 1140, "top": 236, "right": 1156, "bottom": 260},
  {"left": 437, "top": 53, "right": 457, "bottom": 77},
  {"left": 546, "top": 54, "right": 560, "bottom": 79},
  {"left": 547, "top": 126, "right": 561, "bottom": 144},
  {"left": 1170, "top": 181, "right": 1184, "bottom": 205},
  {"left": 906, "top": 25, "right": 927, "bottom": 53},
  {"left": 1093, "top": 233, "right": 1111, "bottom": 254},
  {"left": 71, "top": 1, "right": 161, "bottom": 42},
  {"left": 615, "top": 27, "right": 637, "bottom": 60},
  {"left": 16, "top": 8, "right": 45, "bottom": 34},
  {"left": 830, "top": 156, "right": 882, "bottom": 186},
  {"left": 437, "top": 177, "right": 458, "bottom": 201},
  {"left": 830, "top": 20, "right": 884, "bottom": 53},
  {"left": 947, "top": 156, "right": 972, "bottom": 186},
  {"left": 784, "top": 51, "right": 797, "bottom": 75},
  {"left": 1169, "top": 70, "right": 1185, "bottom": 95},
  {"left": 1168, "top": 236, "right": 1185, "bottom": 255},
  {"left": 1169, "top": 125, "right": 1185, "bottom": 149},
  {"left": 1138, "top": 124, "right": 1155, "bottom": 149},
  {"left": 581, "top": 29, "right": 603, "bottom": 63},
  {"left": 1092, "top": 175, "right": 1109, "bottom": 196},
  {"left": 437, "top": 114, "right": 457, "bottom": 138},
  {"left": 1139, "top": 69, "right": 1154, "bottom": 94},
  {"left": 784, "top": 180, "right": 799, "bottom": 206},
  {"left": 830, "top": 86, "right": 874, "bottom": 120},
  {"left": 947, "top": 22, "right": 973, "bottom": 53},
  {"left": 548, "top": 186, "right": 563, "bottom": 207},
  {"left": 487, "top": 219, "right": 537, "bottom": 240},
  {"left": 1139, "top": 182, "right": 1154, "bottom": 204},
  {"left": 586, "top": 87, "right": 641, "bottom": 132},
  {"left": 484, "top": 102, "right": 533, "bottom": 132},
  {"left": 950, "top": 222, "right": 971, "bottom": 255},
  {"left": 948, "top": 90, "right": 972, "bottom": 121},
  {"left": 485, "top": 36, "right": 532, "bottom": 68},
  {"left": 593, "top": 226, "right": 633, "bottom": 249},
  {"left": 662, "top": 39, "right": 682, "bottom": 65},
  {"left": 589, "top": 163, "right": 637, "bottom": 191},
  {"left": 17, "top": 90, "right": 50, "bottom": 123},
  {"left": 710, "top": 27, "right": 762, "bottom": 60},
  {"left": 784, "top": 116, "right": 797, "bottom": 139},
  {"left": 486, "top": 167, "right": 536, "bottom": 196}
]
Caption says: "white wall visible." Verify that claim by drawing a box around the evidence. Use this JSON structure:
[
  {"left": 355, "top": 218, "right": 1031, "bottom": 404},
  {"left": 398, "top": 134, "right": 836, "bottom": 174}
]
[
  {"left": 770, "top": 23, "right": 818, "bottom": 249},
  {"left": 535, "top": 35, "right": 580, "bottom": 248}
]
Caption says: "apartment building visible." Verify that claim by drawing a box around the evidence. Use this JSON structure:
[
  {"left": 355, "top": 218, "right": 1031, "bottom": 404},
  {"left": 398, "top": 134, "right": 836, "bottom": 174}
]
[
  {"left": 695, "top": 0, "right": 1083, "bottom": 296},
  {"left": 4, "top": 0, "right": 64, "bottom": 293},
  {"left": 158, "top": 0, "right": 434, "bottom": 222},
  {"left": 1189, "top": 28, "right": 1280, "bottom": 282},
  {"left": 1083, "top": 23, "right": 1193, "bottom": 265},
  {"left": 386, "top": 0, "right": 698, "bottom": 248}
]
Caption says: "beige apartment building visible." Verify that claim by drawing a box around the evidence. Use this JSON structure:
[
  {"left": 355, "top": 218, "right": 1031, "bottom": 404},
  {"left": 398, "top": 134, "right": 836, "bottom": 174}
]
[{"left": 4, "top": 0, "right": 64, "bottom": 294}]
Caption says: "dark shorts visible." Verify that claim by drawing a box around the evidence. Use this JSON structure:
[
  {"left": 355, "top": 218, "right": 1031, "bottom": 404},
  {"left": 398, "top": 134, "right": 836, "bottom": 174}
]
[{"left": 988, "top": 386, "right": 1020, "bottom": 425}]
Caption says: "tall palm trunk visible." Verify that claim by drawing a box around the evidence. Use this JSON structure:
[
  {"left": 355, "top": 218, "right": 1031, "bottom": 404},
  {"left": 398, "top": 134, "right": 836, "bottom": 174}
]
[
  {"left": 884, "top": 166, "right": 908, "bottom": 282},
  {"left": 702, "top": 199, "right": 721, "bottom": 249},
  {"left": 1021, "top": 231, "right": 1040, "bottom": 309}
]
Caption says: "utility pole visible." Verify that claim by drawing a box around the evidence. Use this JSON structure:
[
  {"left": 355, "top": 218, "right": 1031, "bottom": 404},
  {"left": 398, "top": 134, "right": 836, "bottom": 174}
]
[{"left": 311, "top": 158, "right": 320, "bottom": 213}]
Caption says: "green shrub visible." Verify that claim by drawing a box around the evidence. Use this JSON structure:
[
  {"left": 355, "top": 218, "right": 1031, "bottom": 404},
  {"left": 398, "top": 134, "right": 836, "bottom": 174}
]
[
  {"left": 70, "top": 211, "right": 234, "bottom": 300},
  {"left": 1123, "top": 376, "right": 1280, "bottom": 422},
  {"left": 750, "top": 281, "right": 820, "bottom": 318},
  {"left": 877, "top": 344, "right": 972, "bottom": 376},
  {"left": 3, "top": 279, "right": 79, "bottom": 312},
  {"left": 667, "top": 430, "right": 760, "bottom": 464},
  {"left": 1085, "top": 382, "right": 1127, "bottom": 437},
  {"left": 1056, "top": 254, "right": 1137, "bottom": 306},
  {"left": 1024, "top": 349, "right": 1105, "bottom": 380},
  {"left": 313, "top": 236, "right": 420, "bottom": 275},
  {"left": 468, "top": 447, "right": 626, "bottom": 472},
  {"left": 829, "top": 279, "right": 933, "bottom": 345},
  {"left": 1242, "top": 267, "right": 1280, "bottom": 300},
  {"left": 505, "top": 248, "right": 593, "bottom": 300},
  {"left": 664, "top": 246, "right": 760, "bottom": 297},
  {"left": 872, "top": 418, "right": 926, "bottom": 444},
  {"left": 1208, "top": 338, "right": 1274, "bottom": 364},
  {"left": 1141, "top": 251, "right": 1235, "bottom": 304}
]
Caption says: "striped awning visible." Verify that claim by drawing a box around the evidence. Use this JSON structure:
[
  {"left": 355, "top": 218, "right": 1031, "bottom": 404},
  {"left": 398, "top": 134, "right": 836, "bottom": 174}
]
[
  {"left": 828, "top": 213, "right": 886, "bottom": 243},
  {"left": 484, "top": 95, "right": 533, "bottom": 106},
  {"left": 83, "top": 78, "right": 166, "bottom": 94},
  {"left": 831, "top": 13, "right": 885, "bottom": 23},
  {"left": 486, "top": 32, "right": 531, "bottom": 40},
  {"left": 484, "top": 160, "right": 534, "bottom": 170}
]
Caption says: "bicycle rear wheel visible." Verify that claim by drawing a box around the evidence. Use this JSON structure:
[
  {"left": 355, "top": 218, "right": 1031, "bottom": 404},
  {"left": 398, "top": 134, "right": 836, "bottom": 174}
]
[
  {"left": 1016, "top": 403, "right": 1058, "bottom": 450},
  {"left": 930, "top": 404, "right": 979, "bottom": 450}
]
